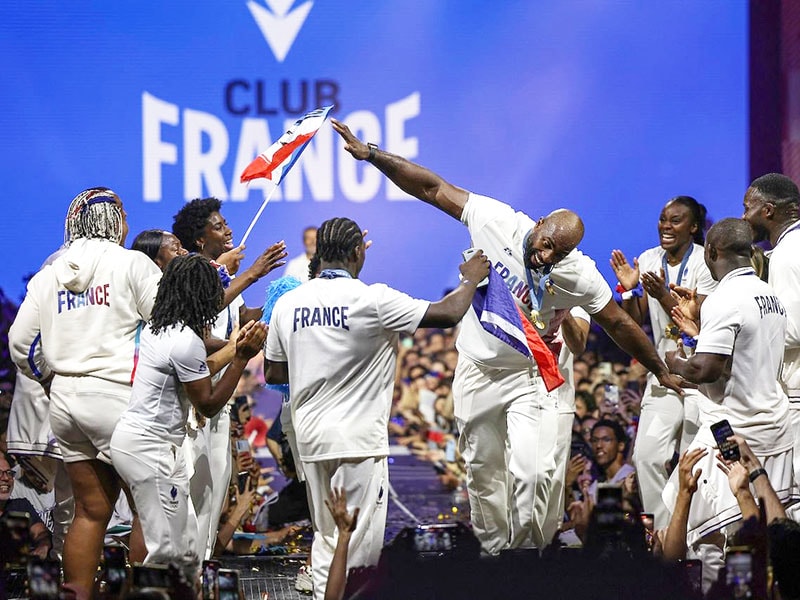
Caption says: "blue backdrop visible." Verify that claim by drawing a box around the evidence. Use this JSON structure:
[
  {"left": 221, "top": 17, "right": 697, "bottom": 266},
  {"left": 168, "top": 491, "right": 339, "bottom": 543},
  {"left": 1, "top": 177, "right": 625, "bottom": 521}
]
[{"left": 0, "top": 1, "right": 747, "bottom": 307}]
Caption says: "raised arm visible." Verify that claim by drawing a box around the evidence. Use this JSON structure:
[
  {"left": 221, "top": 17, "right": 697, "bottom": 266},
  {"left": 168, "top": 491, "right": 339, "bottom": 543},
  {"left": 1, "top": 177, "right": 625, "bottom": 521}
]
[
  {"left": 591, "top": 299, "right": 684, "bottom": 394},
  {"left": 331, "top": 118, "right": 469, "bottom": 220},
  {"left": 418, "top": 251, "right": 490, "bottom": 328}
]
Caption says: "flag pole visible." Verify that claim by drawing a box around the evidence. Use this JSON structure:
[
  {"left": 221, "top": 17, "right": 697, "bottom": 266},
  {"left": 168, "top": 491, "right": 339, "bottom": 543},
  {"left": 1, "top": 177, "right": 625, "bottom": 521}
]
[{"left": 239, "top": 183, "right": 278, "bottom": 246}]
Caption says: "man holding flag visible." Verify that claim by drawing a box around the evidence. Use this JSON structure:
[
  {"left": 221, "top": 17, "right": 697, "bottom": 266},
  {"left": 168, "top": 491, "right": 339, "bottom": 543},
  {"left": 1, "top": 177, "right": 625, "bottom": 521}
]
[{"left": 332, "top": 118, "right": 684, "bottom": 554}]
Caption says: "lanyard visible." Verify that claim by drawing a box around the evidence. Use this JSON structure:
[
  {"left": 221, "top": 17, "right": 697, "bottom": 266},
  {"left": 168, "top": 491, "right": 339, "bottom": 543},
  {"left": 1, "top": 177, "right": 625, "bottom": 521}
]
[
  {"left": 318, "top": 268, "right": 352, "bottom": 279},
  {"left": 522, "top": 229, "right": 552, "bottom": 329},
  {"left": 661, "top": 243, "right": 693, "bottom": 289}
]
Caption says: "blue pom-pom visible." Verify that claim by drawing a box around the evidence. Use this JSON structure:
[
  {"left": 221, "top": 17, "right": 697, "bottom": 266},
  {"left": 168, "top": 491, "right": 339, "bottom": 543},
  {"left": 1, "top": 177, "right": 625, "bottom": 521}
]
[
  {"left": 266, "top": 383, "right": 290, "bottom": 395},
  {"left": 262, "top": 276, "right": 302, "bottom": 324}
]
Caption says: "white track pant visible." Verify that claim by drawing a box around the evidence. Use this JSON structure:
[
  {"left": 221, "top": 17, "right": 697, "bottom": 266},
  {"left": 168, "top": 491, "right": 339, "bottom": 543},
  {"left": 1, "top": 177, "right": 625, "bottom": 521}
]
[
  {"left": 303, "top": 457, "right": 388, "bottom": 600},
  {"left": 186, "top": 408, "right": 232, "bottom": 560},
  {"left": 453, "top": 355, "right": 558, "bottom": 554},
  {"left": 111, "top": 426, "right": 199, "bottom": 579}
]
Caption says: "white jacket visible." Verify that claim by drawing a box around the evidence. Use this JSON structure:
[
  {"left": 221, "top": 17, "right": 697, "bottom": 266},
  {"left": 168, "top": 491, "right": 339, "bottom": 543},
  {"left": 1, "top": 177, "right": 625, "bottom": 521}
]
[{"left": 9, "top": 238, "right": 161, "bottom": 385}]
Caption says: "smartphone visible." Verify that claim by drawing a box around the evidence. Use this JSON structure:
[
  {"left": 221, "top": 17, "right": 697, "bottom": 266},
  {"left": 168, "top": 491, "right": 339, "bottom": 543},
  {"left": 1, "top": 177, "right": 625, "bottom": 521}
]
[
  {"left": 132, "top": 564, "right": 170, "bottom": 590},
  {"left": 461, "top": 248, "right": 489, "bottom": 285},
  {"left": 681, "top": 559, "right": 703, "bottom": 595},
  {"left": 236, "top": 438, "right": 251, "bottom": 457},
  {"left": 401, "top": 337, "right": 414, "bottom": 349},
  {"left": 237, "top": 470, "right": 250, "bottom": 494},
  {"left": 595, "top": 484, "right": 624, "bottom": 527},
  {"left": 433, "top": 461, "right": 447, "bottom": 475},
  {"left": 103, "top": 545, "right": 127, "bottom": 593},
  {"left": 6, "top": 510, "right": 31, "bottom": 560},
  {"left": 202, "top": 559, "right": 221, "bottom": 600},
  {"left": 570, "top": 440, "right": 588, "bottom": 458},
  {"left": 640, "top": 512, "right": 655, "bottom": 550},
  {"left": 27, "top": 558, "right": 61, "bottom": 600},
  {"left": 725, "top": 547, "right": 753, "bottom": 599},
  {"left": 598, "top": 361, "right": 613, "bottom": 379},
  {"left": 217, "top": 568, "right": 240, "bottom": 600},
  {"left": 605, "top": 384, "right": 620, "bottom": 407},
  {"left": 445, "top": 439, "right": 456, "bottom": 463},
  {"left": 710, "top": 419, "right": 740, "bottom": 462}
]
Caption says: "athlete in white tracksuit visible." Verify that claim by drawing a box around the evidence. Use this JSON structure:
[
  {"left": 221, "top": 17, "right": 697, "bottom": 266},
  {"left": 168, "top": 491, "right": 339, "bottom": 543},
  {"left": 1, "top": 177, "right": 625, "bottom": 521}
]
[
  {"left": 111, "top": 254, "right": 266, "bottom": 580},
  {"left": 610, "top": 196, "right": 716, "bottom": 530},
  {"left": 265, "top": 217, "right": 489, "bottom": 600},
  {"left": 742, "top": 173, "right": 800, "bottom": 520},
  {"left": 9, "top": 188, "right": 161, "bottom": 593},
  {"left": 331, "top": 117, "right": 683, "bottom": 555}
]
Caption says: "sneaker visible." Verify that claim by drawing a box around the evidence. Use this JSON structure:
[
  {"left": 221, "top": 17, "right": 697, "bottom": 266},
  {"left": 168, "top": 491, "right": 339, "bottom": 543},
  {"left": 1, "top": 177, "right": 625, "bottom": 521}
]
[{"left": 295, "top": 564, "right": 313, "bottom": 593}]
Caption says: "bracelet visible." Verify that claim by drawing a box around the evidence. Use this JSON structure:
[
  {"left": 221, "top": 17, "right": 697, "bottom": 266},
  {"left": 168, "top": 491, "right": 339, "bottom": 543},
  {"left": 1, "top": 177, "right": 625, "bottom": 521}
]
[
  {"left": 367, "top": 143, "right": 378, "bottom": 163},
  {"left": 748, "top": 467, "right": 768, "bottom": 483},
  {"left": 679, "top": 332, "right": 697, "bottom": 348},
  {"left": 620, "top": 284, "right": 643, "bottom": 300}
]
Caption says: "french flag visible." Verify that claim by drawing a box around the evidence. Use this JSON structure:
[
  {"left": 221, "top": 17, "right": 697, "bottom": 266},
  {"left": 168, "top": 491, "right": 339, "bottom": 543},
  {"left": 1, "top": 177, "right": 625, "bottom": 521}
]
[
  {"left": 240, "top": 105, "right": 333, "bottom": 184},
  {"left": 472, "top": 269, "right": 565, "bottom": 392}
]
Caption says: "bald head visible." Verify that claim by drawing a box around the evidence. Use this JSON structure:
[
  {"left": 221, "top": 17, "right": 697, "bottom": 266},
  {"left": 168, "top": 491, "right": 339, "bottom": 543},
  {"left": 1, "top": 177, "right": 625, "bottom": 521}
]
[
  {"left": 525, "top": 209, "right": 584, "bottom": 269},
  {"left": 545, "top": 209, "right": 584, "bottom": 250},
  {"left": 706, "top": 218, "right": 752, "bottom": 257}
]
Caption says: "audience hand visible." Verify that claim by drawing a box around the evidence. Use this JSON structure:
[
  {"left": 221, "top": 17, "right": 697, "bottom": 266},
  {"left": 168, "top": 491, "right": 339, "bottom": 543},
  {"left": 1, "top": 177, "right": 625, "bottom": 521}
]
[
  {"left": 609, "top": 250, "right": 640, "bottom": 291},
  {"left": 677, "top": 447, "right": 707, "bottom": 496},
  {"left": 727, "top": 434, "right": 763, "bottom": 473},
  {"left": 716, "top": 459, "right": 749, "bottom": 497},
  {"left": 565, "top": 454, "right": 587, "bottom": 489},
  {"left": 245, "top": 241, "right": 288, "bottom": 280},
  {"left": 325, "top": 488, "right": 360, "bottom": 534}
]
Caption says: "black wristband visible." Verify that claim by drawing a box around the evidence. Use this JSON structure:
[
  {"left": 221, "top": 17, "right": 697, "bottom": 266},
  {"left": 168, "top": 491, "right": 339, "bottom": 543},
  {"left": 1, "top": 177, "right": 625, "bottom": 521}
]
[
  {"left": 748, "top": 467, "right": 768, "bottom": 483},
  {"left": 367, "top": 143, "right": 378, "bottom": 163}
]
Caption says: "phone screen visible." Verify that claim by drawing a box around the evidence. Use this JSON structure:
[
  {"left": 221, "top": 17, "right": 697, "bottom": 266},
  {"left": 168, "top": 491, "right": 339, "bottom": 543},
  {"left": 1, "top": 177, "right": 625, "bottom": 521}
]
[
  {"left": 28, "top": 558, "right": 61, "bottom": 600},
  {"left": 726, "top": 549, "right": 753, "bottom": 599},
  {"left": 202, "top": 560, "right": 221, "bottom": 600},
  {"left": 711, "top": 420, "right": 740, "bottom": 461},
  {"left": 103, "top": 545, "right": 127, "bottom": 593},
  {"left": 132, "top": 564, "right": 171, "bottom": 590},
  {"left": 681, "top": 559, "right": 703, "bottom": 595},
  {"left": 237, "top": 471, "right": 250, "bottom": 494},
  {"left": 217, "top": 569, "right": 239, "bottom": 600}
]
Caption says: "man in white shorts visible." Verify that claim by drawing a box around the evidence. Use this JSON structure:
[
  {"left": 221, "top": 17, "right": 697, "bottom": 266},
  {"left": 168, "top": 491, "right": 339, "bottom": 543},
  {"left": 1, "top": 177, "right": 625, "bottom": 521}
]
[
  {"left": 742, "top": 173, "right": 800, "bottom": 506},
  {"left": 264, "top": 216, "right": 490, "bottom": 599},
  {"left": 610, "top": 196, "right": 716, "bottom": 530},
  {"left": 665, "top": 218, "right": 797, "bottom": 589},
  {"left": 9, "top": 187, "right": 161, "bottom": 594},
  {"left": 331, "top": 119, "right": 684, "bottom": 555}
]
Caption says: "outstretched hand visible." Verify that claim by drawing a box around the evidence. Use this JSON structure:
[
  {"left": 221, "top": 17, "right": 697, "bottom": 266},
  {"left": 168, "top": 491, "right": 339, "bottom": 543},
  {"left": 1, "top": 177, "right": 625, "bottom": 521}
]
[
  {"left": 331, "top": 118, "right": 371, "bottom": 161},
  {"left": 677, "top": 447, "right": 708, "bottom": 496},
  {"left": 247, "top": 241, "right": 288, "bottom": 280},
  {"left": 217, "top": 244, "right": 247, "bottom": 275},
  {"left": 325, "top": 487, "right": 359, "bottom": 534},
  {"left": 610, "top": 249, "right": 640, "bottom": 291}
]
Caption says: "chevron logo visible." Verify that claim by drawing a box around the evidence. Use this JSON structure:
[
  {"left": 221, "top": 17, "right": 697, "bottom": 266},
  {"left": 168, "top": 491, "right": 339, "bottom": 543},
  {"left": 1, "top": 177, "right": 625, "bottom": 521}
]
[{"left": 247, "top": 0, "right": 313, "bottom": 63}]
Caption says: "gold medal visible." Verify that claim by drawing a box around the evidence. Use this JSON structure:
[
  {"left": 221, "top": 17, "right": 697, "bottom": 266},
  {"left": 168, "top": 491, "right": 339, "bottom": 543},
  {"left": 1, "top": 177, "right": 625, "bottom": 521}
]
[
  {"left": 532, "top": 310, "right": 546, "bottom": 330},
  {"left": 545, "top": 278, "right": 556, "bottom": 295},
  {"left": 664, "top": 323, "right": 680, "bottom": 341}
]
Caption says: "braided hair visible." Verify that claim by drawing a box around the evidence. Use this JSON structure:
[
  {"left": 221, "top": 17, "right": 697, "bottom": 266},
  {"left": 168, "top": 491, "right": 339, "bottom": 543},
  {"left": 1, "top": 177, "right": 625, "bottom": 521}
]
[
  {"left": 150, "top": 254, "right": 224, "bottom": 338},
  {"left": 315, "top": 217, "right": 363, "bottom": 264},
  {"left": 172, "top": 197, "right": 222, "bottom": 253},
  {"left": 64, "top": 187, "right": 124, "bottom": 245},
  {"left": 667, "top": 196, "right": 707, "bottom": 245}
]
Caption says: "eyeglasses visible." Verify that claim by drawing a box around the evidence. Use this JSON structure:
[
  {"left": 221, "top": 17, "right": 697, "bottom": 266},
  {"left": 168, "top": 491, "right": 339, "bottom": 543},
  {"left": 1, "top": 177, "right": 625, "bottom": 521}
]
[
  {"left": 590, "top": 436, "right": 615, "bottom": 445},
  {"left": 0, "top": 469, "right": 14, "bottom": 479}
]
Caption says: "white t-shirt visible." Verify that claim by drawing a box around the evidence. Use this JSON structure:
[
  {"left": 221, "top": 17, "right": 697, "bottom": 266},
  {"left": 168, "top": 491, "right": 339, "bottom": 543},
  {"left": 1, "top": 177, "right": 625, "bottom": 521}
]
[
  {"left": 457, "top": 193, "right": 612, "bottom": 369},
  {"left": 696, "top": 267, "right": 791, "bottom": 453},
  {"left": 767, "top": 222, "right": 800, "bottom": 400},
  {"left": 553, "top": 306, "right": 591, "bottom": 414},
  {"left": 118, "top": 324, "right": 209, "bottom": 445},
  {"left": 284, "top": 254, "right": 311, "bottom": 282},
  {"left": 265, "top": 276, "right": 429, "bottom": 462},
  {"left": 637, "top": 243, "right": 716, "bottom": 357},
  {"left": 9, "top": 238, "right": 161, "bottom": 385}
]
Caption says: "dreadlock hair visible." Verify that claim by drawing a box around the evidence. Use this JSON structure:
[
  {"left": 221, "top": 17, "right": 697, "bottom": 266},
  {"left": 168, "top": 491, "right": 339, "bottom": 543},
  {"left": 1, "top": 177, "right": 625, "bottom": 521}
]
[
  {"left": 150, "top": 254, "right": 224, "bottom": 339},
  {"left": 64, "top": 187, "right": 124, "bottom": 245},
  {"left": 172, "top": 197, "right": 222, "bottom": 253},
  {"left": 315, "top": 217, "right": 363, "bottom": 264},
  {"left": 131, "top": 229, "right": 167, "bottom": 262},
  {"left": 667, "top": 196, "right": 707, "bottom": 245},
  {"left": 308, "top": 254, "right": 321, "bottom": 280}
]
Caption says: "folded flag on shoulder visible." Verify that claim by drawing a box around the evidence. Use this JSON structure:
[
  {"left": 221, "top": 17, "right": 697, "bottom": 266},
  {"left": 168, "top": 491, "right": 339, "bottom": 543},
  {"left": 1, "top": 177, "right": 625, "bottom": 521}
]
[
  {"left": 472, "top": 269, "right": 565, "bottom": 392},
  {"left": 240, "top": 105, "right": 333, "bottom": 184}
]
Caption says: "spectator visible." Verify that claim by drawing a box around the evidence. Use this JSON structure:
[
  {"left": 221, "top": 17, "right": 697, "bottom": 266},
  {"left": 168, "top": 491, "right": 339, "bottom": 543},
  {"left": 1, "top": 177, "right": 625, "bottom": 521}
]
[
  {"left": 587, "top": 419, "right": 635, "bottom": 501},
  {"left": 0, "top": 452, "right": 52, "bottom": 560}
]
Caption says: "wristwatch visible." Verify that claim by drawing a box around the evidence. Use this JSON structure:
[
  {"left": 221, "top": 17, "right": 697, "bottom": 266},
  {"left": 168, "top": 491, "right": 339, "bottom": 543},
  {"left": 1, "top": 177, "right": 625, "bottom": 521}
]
[{"left": 367, "top": 143, "right": 378, "bottom": 163}]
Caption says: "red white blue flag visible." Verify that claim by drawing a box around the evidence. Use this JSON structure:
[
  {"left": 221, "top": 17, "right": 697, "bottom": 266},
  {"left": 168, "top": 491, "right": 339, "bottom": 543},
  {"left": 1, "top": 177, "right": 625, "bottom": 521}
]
[
  {"left": 240, "top": 105, "right": 333, "bottom": 184},
  {"left": 472, "top": 269, "right": 565, "bottom": 392}
]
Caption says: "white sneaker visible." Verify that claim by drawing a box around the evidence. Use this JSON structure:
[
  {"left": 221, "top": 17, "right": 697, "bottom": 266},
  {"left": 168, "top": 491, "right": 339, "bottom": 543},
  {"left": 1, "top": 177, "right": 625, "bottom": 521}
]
[{"left": 295, "top": 564, "right": 313, "bottom": 593}]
